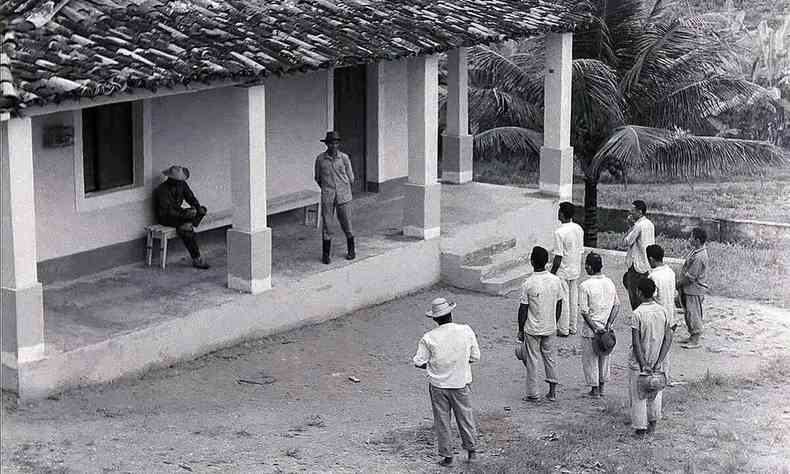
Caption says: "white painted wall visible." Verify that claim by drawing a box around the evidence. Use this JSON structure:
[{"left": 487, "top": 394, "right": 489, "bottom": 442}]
[
  {"left": 366, "top": 59, "right": 409, "bottom": 184},
  {"left": 33, "top": 71, "right": 330, "bottom": 261}
]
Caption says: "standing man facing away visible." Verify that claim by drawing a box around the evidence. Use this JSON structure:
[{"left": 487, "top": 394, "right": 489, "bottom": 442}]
[
  {"left": 677, "top": 227, "right": 709, "bottom": 349},
  {"left": 551, "top": 201, "right": 585, "bottom": 336},
  {"left": 414, "top": 297, "right": 480, "bottom": 467},
  {"left": 629, "top": 278, "right": 672, "bottom": 437},
  {"left": 578, "top": 252, "right": 621, "bottom": 397},
  {"left": 518, "top": 246, "right": 563, "bottom": 402},
  {"left": 314, "top": 131, "right": 355, "bottom": 264},
  {"left": 153, "top": 165, "right": 210, "bottom": 269},
  {"left": 647, "top": 244, "right": 679, "bottom": 383},
  {"left": 622, "top": 200, "right": 655, "bottom": 310}
]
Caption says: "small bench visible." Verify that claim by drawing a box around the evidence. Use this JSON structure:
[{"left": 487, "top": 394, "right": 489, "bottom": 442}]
[{"left": 146, "top": 190, "right": 321, "bottom": 269}]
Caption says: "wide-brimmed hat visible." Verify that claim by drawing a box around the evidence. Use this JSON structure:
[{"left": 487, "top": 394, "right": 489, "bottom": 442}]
[
  {"left": 320, "top": 131, "right": 342, "bottom": 143},
  {"left": 425, "top": 297, "right": 456, "bottom": 318},
  {"left": 162, "top": 165, "right": 190, "bottom": 181}
]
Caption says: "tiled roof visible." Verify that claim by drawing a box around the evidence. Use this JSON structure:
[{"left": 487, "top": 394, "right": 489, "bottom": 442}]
[{"left": 0, "top": 0, "right": 591, "bottom": 115}]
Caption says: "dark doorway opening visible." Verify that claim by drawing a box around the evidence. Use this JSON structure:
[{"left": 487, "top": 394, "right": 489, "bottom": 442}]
[{"left": 333, "top": 65, "right": 367, "bottom": 194}]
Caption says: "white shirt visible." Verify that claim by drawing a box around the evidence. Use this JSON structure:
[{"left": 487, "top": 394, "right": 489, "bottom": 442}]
[
  {"left": 649, "top": 264, "right": 678, "bottom": 327},
  {"left": 578, "top": 274, "right": 620, "bottom": 338},
  {"left": 413, "top": 323, "right": 481, "bottom": 389},
  {"left": 553, "top": 222, "right": 585, "bottom": 280},
  {"left": 629, "top": 301, "right": 668, "bottom": 370},
  {"left": 624, "top": 216, "right": 655, "bottom": 273},
  {"left": 520, "top": 271, "right": 564, "bottom": 336}
]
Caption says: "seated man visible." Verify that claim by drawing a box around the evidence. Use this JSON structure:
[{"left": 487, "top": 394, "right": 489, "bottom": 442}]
[{"left": 153, "top": 165, "right": 210, "bottom": 269}]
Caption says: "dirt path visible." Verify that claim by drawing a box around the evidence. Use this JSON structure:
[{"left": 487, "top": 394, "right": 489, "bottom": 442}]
[{"left": 2, "top": 284, "right": 789, "bottom": 473}]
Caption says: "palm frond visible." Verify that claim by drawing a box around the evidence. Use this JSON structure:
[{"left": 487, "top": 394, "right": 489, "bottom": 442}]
[
  {"left": 572, "top": 59, "right": 625, "bottom": 129},
  {"left": 468, "top": 86, "right": 542, "bottom": 130},
  {"left": 468, "top": 46, "right": 543, "bottom": 102},
  {"left": 473, "top": 127, "right": 543, "bottom": 160},
  {"left": 591, "top": 125, "right": 788, "bottom": 178}
]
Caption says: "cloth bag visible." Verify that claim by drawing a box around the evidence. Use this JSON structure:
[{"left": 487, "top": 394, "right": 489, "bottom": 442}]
[
  {"left": 637, "top": 371, "right": 667, "bottom": 399},
  {"left": 583, "top": 317, "right": 617, "bottom": 356}
]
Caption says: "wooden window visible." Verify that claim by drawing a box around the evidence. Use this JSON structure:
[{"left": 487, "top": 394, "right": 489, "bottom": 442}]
[{"left": 81, "top": 102, "right": 135, "bottom": 193}]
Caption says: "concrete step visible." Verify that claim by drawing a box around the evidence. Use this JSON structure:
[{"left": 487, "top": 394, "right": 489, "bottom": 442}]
[
  {"left": 481, "top": 263, "right": 533, "bottom": 296},
  {"left": 459, "top": 237, "right": 517, "bottom": 266},
  {"left": 461, "top": 247, "right": 531, "bottom": 280}
]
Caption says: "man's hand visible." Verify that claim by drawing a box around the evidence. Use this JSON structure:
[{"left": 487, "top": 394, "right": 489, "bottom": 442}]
[
  {"left": 595, "top": 328, "right": 606, "bottom": 335},
  {"left": 184, "top": 208, "right": 197, "bottom": 218},
  {"left": 517, "top": 330, "right": 525, "bottom": 342}
]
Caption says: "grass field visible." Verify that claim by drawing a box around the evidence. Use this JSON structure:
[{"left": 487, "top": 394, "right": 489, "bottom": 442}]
[
  {"left": 597, "top": 232, "right": 790, "bottom": 307},
  {"left": 473, "top": 160, "right": 790, "bottom": 223}
]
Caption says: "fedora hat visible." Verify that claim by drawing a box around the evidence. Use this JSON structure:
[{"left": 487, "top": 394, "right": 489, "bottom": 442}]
[
  {"left": 425, "top": 297, "right": 456, "bottom": 318},
  {"left": 320, "top": 131, "right": 342, "bottom": 143},
  {"left": 162, "top": 165, "right": 190, "bottom": 181}
]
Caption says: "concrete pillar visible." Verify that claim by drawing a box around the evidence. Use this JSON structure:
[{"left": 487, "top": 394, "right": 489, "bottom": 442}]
[
  {"left": 403, "top": 55, "right": 441, "bottom": 240},
  {"left": 365, "top": 60, "right": 409, "bottom": 193},
  {"left": 539, "top": 32, "right": 574, "bottom": 200},
  {"left": 228, "top": 85, "right": 272, "bottom": 294},
  {"left": 442, "top": 47, "right": 473, "bottom": 184},
  {"left": 1, "top": 117, "right": 46, "bottom": 390}
]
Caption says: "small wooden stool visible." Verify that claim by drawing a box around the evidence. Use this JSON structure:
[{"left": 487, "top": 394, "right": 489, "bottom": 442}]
[{"left": 145, "top": 224, "right": 178, "bottom": 269}]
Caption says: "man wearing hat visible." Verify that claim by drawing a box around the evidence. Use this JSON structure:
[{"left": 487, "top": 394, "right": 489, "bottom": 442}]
[
  {"left": 413, "top": 297, "right": 481, "bottom": 467},
  {"left": 153, "top": 165, "right": 210, "bottom": 269},
  {"left": 314, "top": 131, "right": 355, "bottom": 264}
]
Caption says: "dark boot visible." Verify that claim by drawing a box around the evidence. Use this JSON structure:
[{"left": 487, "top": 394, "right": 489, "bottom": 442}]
[
  {"left": 346, "top": 236, "right": 355, "bottom": 260},
  {"left": 322, "top": 240, "right": 331, "bottom": 264}
]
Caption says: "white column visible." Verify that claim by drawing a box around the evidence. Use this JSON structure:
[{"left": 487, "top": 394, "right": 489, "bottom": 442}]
[
  {"left": 1, "top": 117, "right": 46, "bottom": 384},
  {"left": 539, "top": 32, "right": 574, "bottom": 200},
  {"left": 227, "top": 85, "right": 272, "bottom": 294},
  {"left": 403, "top": 55, "right": 441, "bottom": 240},
  {"left": 442, "top": 47, "right": 473, "bottom": 184}
]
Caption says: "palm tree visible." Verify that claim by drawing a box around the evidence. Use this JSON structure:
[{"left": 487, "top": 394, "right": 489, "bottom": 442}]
[{"left": 466, "top": 0, "right": 788, "bottom": 246}]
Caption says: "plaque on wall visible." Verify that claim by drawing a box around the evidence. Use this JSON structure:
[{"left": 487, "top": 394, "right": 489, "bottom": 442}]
[{"left": 43, "top": 125, "right": 74, "bottom": 147}]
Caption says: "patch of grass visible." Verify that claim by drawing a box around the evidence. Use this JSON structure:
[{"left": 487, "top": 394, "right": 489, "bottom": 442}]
[{"left": 597, "top": 232, "right": 790, "bottom": 307}]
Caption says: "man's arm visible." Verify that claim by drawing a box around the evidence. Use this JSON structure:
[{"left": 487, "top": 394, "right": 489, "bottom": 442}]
[
  {"left": 413, "top": 338, "right": 430, "bottom": 370},
  {"left": 605, "top": 303, "right": 621, "bottom": 330},
  {"left": 632, "top": 328, "right": 647, "bottom": 372},
  {"left": 314, "top": 156, "right": 322, "bottom": 187},
  {"left": 343, "top": 155, "right": 355, "bottom": 184},
  {"left": 517, "top": 303, "right": 528, "bottom": 340},
  {"left": 550, "top": 256, "right": 562, "bottom": 275},
  {"left": 183, "top": 182, "right": 201, "bottom": 209},
  {"left": 469, "top": 330, "right": 481, "bottom": 363},
  {"left": 555, "top": 300, "right": 563, "bottom": 324},
  {"left": 550, "top": 231, "right": 563, "bottom": 274},
  {"left": 623, "top": 222, "right": 641, "bottom": 247}
]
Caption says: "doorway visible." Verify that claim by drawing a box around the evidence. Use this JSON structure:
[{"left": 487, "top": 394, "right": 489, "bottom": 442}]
[{"left": 333, "top": 65, "right": 366, "bottom": 194}]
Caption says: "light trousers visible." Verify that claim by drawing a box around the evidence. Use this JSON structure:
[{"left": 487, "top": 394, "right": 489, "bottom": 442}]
[
  {"left": 429, "top": 384, "right": 477, "bottom": 457},
  {"left": 523, "top": 334, "right": 558, "bottom": 398},
  {"left": 558, "top": 278, "right": 579, "bottom": 335},
  {"left": 629, "top": 369, "right": 663, "bottom": 430},
  {"left": 581, "top": 337, "right": 611, "bottom": 387}
]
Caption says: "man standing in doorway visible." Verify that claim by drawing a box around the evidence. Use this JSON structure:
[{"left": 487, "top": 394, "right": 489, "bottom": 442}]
[
  {"left": 314, "top": 131, "right": 355, "bottom": 264},
  {"left": 622, "top": 200, "right": 655, "bottom": 310},
  {"left": 551, "top": 201, "right": 585, "bottom": 336}
]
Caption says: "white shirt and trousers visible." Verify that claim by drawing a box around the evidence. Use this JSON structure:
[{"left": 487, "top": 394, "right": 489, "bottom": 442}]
[
  {"left": 413, "top": 323, "right": 481, "bottom": 458},
  {"left": 628, "top": 301, "right": 669, "bottom": 430},
  {"left": 578, "top": 274, "right": 620, "bottom": 388},
  {"left": 554, "top": 222, "right": 585, "bottom": 335},
  {"left": 623, "top": 216, "right": 655, "bottom": 309},
  {"left": 519, "top": 271, "right": 564, "bottom": 398},
  {"left": 649, "top": 264, "right": 677, "bottom": 381}
]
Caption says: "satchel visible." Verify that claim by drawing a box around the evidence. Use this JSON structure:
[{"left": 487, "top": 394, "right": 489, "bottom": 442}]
[
  {"left": 584, "top": 315, "right": 616, "bottom": 356},
  {"left": 637, "top": 371, "right": 667, "bottom": 399},
  {"left": 515, "top": 339, "right": 527, "bottom": 361}
]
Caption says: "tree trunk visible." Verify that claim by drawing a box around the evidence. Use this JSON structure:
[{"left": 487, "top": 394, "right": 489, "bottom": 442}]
[{"left": 583, "top": 175, "right": 599, "bottom": 248}]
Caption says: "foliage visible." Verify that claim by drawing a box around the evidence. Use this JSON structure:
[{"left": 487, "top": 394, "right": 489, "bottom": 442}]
[{"left": 465, "top": 0, "right": 788, "bottom": 246}]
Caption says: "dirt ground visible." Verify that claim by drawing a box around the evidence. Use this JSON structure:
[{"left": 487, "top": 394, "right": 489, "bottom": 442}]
[{"left": 2, "top": 280, "right": 790, "bottom": 473}]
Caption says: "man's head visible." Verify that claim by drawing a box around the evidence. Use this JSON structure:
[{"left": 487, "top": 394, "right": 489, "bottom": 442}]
[
  {"left": 530, "top": 246, "right": 549, "bottom": 270},
  {"left": 631, "top": 200, "right": 647, "bottom": 220},
  {"left": 584, "top": 252, "right": 603, "bottom": 276},
  {"left": 320, "top": 131, "right": 342, "bottom": 154},
  {"left": 636, "top": 277, "right": 656, "bottom": 304},
  {"left": 646, "top": 244, "right": 664, "bottom": 268},
  {"left": 690, "top": 227, "right": 707, "bottom": 248},
  {"left": 425, "top": 297, "right": 455, "bottom": 325},
  {"left": 558, "top": 201, "right": 575, "bottom": 223},
  {"left": 162, "top": 165, "right": 190, "bottom": 182}
]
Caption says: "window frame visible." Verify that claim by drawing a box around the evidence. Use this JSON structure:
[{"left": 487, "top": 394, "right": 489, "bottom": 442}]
[{"left": 72, "top": 100, "right": 152, "bottom": 213}]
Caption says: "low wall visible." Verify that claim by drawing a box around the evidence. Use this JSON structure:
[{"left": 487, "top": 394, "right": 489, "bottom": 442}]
[
  {"left": 574, "top": 206, "right": 790, "bottom": 245},
  {"left": 17, "top": 239, "right": 441, "bottom": 398}
]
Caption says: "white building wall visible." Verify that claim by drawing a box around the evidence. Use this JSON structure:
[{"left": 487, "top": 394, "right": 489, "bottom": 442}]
[
  {"left": 33, "top": 71, "right": 330, "bottom": 261},
  {"left": 366, "top": 59, "right": 409, "bottom": 185}
]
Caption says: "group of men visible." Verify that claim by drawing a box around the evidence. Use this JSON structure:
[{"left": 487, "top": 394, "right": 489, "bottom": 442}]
[
  {"left": 152, "top": 131, "right": 357, "bottom": 269},
  {"left": 413, "top": 200, "right": 710, "bottom": 465}
]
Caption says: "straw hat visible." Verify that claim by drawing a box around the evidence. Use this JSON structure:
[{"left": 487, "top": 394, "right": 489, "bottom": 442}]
[
  {"left": 425, "top": 297, "right": 456, "bottom": 318},
  {"left": 162, "top": 165, "right": 190, "bottom": 181},
  {"left": 320, "top": 131, "right": 342, "bottom": 143}
]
